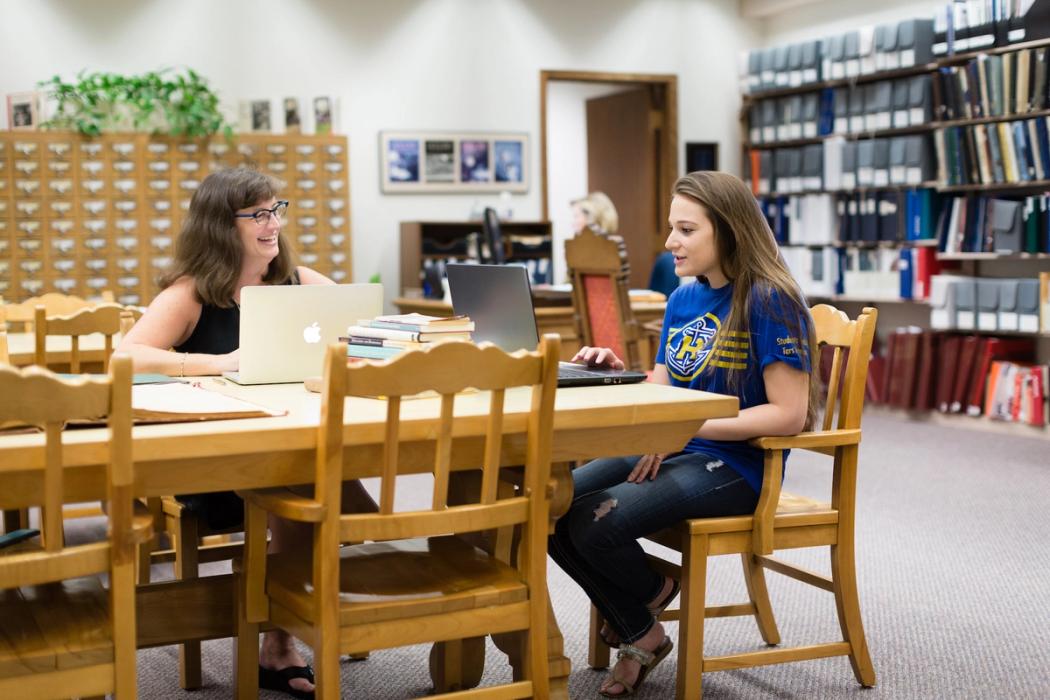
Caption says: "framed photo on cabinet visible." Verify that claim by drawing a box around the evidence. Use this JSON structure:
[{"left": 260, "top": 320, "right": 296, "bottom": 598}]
[
  {"left": 7, "top": 92, "right": 40, "bottom": 130},
  {"left": 380, "top": 131, "right": 529, "bottom": 193}
]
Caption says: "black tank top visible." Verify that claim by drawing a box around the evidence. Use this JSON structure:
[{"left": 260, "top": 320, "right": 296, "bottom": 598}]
[{"left": 173, "top": 271, "right": 300, "bottom": 355}]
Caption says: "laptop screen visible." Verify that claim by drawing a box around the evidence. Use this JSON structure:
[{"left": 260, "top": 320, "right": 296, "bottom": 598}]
[{"left": 445, "top": 264, "right": 540, "bottom": 352}]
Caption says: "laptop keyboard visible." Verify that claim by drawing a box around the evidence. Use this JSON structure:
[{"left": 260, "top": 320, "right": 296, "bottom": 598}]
[{"left": 558, "top": 362, "right": 609, "bottom": 378}]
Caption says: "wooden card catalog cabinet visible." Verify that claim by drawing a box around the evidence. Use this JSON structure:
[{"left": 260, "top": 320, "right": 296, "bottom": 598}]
[{"left": 0, "top": 132, "right": 351, "bottom": 305}]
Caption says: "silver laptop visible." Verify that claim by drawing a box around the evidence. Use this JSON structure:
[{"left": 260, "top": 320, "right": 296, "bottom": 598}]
[
  {"left": 223, "top": 283, "right": 383, "bottom": 385},
  {"left": 445, "top": 264, "right": 648, "bottom": 387}
]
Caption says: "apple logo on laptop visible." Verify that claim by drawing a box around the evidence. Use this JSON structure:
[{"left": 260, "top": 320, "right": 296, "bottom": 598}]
[{"left": 303, "top": 322, "right": 322, "bottom": 344}]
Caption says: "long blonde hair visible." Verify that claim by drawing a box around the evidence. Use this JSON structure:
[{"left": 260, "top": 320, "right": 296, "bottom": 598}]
[
  {"left": 673, "top": 171, "right": 820, "bottom": 430},
  {"left": 572, "top": 191, "right": 619, "bottom": 235}
]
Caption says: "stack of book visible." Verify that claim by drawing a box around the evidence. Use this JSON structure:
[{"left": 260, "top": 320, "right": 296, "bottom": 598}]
[{"left": 341, "top": 313, "right": 475, "bottom": 361}]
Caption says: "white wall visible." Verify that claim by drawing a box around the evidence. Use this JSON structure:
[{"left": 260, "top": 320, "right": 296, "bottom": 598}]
[
  {"left": 545, "top": 81, "right": 631, "bottom": 285},
  {"left": 0, "top": 0, "right": 759, "bottom": 307}
]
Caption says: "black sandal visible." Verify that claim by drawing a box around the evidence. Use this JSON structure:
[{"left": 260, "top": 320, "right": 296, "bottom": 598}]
[{"left": 259, "top": 664, "right": 315, "bottom": 699}]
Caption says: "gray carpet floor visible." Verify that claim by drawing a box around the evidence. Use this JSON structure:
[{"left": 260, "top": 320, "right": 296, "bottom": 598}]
[{"left": 101, "top": 409, "right": 1050, "bottom": 697}]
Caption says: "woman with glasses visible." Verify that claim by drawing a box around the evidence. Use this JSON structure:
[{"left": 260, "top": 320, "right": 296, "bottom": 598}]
[{"left": 118, "top": 166, "right": 364, "bottom": 698}]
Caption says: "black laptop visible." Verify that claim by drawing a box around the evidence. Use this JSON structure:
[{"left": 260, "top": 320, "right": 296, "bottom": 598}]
[{"left": 445, "top": 263, "right": 649, "bottom": 387}]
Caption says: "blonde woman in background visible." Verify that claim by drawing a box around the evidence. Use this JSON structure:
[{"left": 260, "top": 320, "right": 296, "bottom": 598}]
[{"left": 571, "top": 191, "right": 630, "bottom": 277}]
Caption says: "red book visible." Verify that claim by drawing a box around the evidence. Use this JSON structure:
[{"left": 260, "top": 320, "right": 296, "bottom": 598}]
[
  {"left": 895, "top": 330, "right": 922, "bottom": 408},
  {"left": 887, "top": 331, "right": 911, "bottom": 407},
  {"left": 949, "top": 335, "right": 981, "bottom": 413},
  {"left": 1031, "top": 366, "right": 1047, "bottom": 426},
  {"left": 966, "top": 337, "right": 1036, "bottom": 415},
  {"left": 881, "top": 332, "right": 899, "bottom": 405},
  {"left": 914, "top": 331, "right": 941, "bottom": 410},
  {"left": 936, "top": 335, "right": 963, "bottom": 413}
]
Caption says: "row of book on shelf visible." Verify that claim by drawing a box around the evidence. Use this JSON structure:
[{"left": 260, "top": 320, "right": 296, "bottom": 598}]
[
  {"left": 762, "top": 188, "right": 1050, "bottom": 256},
  {"left": 935, "top": 115, "right": 1050, "bottom": 186},
  {"left": 933, "top": 46, "right": 1050, "bottom": 121},
  {"left": 751, "top": 44, "right": 1050, "bottom": 150},
  {"left": 739, "top": 19, "right": 936, "bottom": 94},
  {"left": 341, "top": 313, "right": 475, "bottom": 361},
  {"left": 748, "top": 75, "right": 932, "bottom": 146},
  {"left": 746, "top": 135, "right": 935, "bottom": 196},
  {"left": 781, "top": 246, "right": 944, "bottom": 302},
  {"left": 740, "top": 4, "right": 1048, "bottom": 96},
  {"left": 869, "top": 328, "right": 1047, "bottom": 428},
  {"left": 929, "top": 274, "right": 1049, "bottom": 334}
]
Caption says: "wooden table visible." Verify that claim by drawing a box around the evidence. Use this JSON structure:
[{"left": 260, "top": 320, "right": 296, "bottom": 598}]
[
  {"left": 6, "top": 331, "right": 117, "bottom": 369},
  {"left": 0, "top": 380, "right": 736, "bottom": 698},
  {"left": 393, "top": 296, "right": 667, "bottom": 365}
]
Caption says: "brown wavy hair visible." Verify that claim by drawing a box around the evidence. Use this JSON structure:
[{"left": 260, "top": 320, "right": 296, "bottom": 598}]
[
  {"left": 161, "top": 167, "right": 297, "bottom": 307},
  {"left": 673, "top": 171, "right": 820, "bottom": 430}
]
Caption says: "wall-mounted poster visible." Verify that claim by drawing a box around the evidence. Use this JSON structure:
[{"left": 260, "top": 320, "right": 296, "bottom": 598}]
[{"left": 380, "top": 131, "right": 529, "bottom": 193}]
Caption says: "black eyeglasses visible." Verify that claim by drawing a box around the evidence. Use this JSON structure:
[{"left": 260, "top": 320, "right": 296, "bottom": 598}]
[{"left": 234, "top": 200, "right": 289, "bottom": 226}]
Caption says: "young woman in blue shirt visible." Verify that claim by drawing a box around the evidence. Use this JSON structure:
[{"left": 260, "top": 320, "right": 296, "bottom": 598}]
[{"left": 551, "top": 171, "right": 819, "bottom": 697}]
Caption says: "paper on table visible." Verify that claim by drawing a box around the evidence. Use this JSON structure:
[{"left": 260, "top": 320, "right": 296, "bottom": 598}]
[{"left": 132, "top": 383, "right": 286, "bottom": 420}]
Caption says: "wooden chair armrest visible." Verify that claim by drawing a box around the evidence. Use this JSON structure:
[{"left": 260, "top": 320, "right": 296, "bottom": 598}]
[
  {"left": 749, "top": 429, "right": 861, "bottom": 451},
  {"left": 130, "top": 499, "right": 156, "bottom": 545},
  {"left": 237, "top": 487, "right": 327, "bottom": 523}
]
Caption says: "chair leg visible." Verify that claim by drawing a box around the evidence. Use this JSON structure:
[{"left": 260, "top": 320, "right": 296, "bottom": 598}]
[
  {"left": 676, "top": 533, "right": 708, "bottom": 700},
  {"left": 588, "top": 605, "right": 611, "bottom": 669},
  {"left": 233, "top": 572, "right": 260, "bottom": 700},
  {"left": 173, "top": 513, "right": 203, "bottom": 690},
  {"left": 315, "top": 624, "right": 340, "bottom": 700},
  {"left": 830, "top": 543, "right": 876, "bottom": 687},
  {"left": 740, "top": 553, "right": 780, "bottom": 645}
]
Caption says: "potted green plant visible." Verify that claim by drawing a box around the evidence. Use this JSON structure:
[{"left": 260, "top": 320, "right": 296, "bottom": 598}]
[{"left": 38, "top": 68, "right": 233, "bottom": 138}]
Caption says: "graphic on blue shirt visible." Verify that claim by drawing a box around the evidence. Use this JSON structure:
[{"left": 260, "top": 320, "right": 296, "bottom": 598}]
[{"left": 666, "top": 313, "right": 753, "bottom": 382}]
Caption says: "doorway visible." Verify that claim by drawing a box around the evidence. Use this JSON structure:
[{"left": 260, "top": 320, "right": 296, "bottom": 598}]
[{"left": 540, "top": 70, "right": 678, "bottom": 289}]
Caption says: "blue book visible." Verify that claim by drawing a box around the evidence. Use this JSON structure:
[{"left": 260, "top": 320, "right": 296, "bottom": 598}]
[
  {"left": 346, "top": 344, "right": 403, "bottom": 360},
  {"left": 1036, "top": 118, "right": 1050, "bottom": 181},
  {"left": 904, "top": 190, "right": 917, "bottom": 240},
  {"left": 1012, "top": 121, "right": 1032, "bottom": 181},
  {"left": 899, "top": 248, "right": 914, "bottom": 299}
]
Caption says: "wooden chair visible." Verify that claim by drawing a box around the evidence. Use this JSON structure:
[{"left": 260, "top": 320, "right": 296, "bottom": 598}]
[
  {"left": 2, "top": 291, "right": 116, "bottom": 332},
  {"left": 234, "top": 337, "right": 560, "bottom": 699},
  {"left": 34, "top": 303, "right": 125, "bottom": 373},
  {"left": 0, "top": 355, "right": 152, "bottom": 699},
  {"left": 565, "top": 227, "right": 643, "bottom": 372},
  {"left": 588, "top": 304, "right": 879, "bottom": 698}
]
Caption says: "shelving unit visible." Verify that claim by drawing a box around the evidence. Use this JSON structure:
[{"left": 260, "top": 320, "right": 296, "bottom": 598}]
[
  {"left": 745, "top": 29, "right": 1050, "bottom": 433},
  {"left": 398, "top": 220, "right": 552, "bottom": 295}
]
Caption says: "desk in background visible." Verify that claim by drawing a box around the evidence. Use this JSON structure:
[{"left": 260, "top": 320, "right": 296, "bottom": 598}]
[
  {"left": 394, "top": 294, "right": 667, "bottom": 365},
  {"left": 0, "top": 380, "right": 735, "bottom": 699},
  {"left": 5, "top": 332, "right": 118, "bottom": 371}
]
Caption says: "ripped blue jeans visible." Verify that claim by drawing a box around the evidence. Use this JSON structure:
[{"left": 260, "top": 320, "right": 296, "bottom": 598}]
[{"left": 549, "top": 452, "right": 759, "bottom": 644}]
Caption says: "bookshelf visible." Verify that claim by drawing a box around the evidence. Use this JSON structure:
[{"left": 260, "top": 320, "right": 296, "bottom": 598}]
[
  {"left": 0, "top": 131, "right": 351, "bottom": 306},
  {"left": 398, "top": 220, "right": 552, "bottom": 295},
  {"left": 744, "top": 27, "right": 1050, "bottom": 434}
]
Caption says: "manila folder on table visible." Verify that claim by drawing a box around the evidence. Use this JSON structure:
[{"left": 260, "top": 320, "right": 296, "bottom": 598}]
[{"left": 131, "top": 383, "right": 286, "bottom": 423}]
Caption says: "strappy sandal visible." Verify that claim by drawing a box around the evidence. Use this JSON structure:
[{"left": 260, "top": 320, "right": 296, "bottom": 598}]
[
  {"left": 258, "top": 664, "right": 315, "bottom": 699},
  {"left": 598, "top": 637, "right": 674, "bottom": 697},
  {"left": 599, "top": 578, "right": 681, "bottom": 647}
]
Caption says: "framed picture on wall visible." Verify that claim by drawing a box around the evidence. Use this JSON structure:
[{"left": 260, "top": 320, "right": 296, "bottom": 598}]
[
  {"left": 380, "top": 131, "right": 529, "bottom": 193},
  {"left": 7, "top": 92, "right": 40, "bottom": 130}
]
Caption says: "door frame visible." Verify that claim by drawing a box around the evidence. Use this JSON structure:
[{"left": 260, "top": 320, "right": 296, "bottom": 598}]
[{"left": 539, "top": 69, "right": 678, "bottom": 258}]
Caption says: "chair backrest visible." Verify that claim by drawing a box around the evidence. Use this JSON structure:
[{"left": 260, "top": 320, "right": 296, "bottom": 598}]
[
  {"left": 748, "top": 304, "right": 878, "bottom": 555},
  {"left": 321, "top": 336, "right": 559, "bottom": 548},
  {"left": 34, "top": 303, "right": 125, "bottom": 372},
  {"left": 565, "top": 227, "right": 641, "bottom": 371},
  {"left": 0, "top": 355, "right": 133, "bottom": 585},
  {"left": 119, "top": 306, "right": 145, "bottom": 336},
  {"left": 3, "top": 291, "right": 116, "bottom": 332},
  {"left": 482, "top": 207, "right": 506, "bottom": 264},
  {"left": 0, "top": 326, "right": 8, "bottom": 365},
  {"left": 811, "top": 304, "right": 878, "bottom": 432}
]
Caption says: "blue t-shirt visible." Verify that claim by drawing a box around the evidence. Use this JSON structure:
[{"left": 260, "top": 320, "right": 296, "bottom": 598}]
[{"left": 655, "top": 280, "right": 810, "bottom": 493}]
